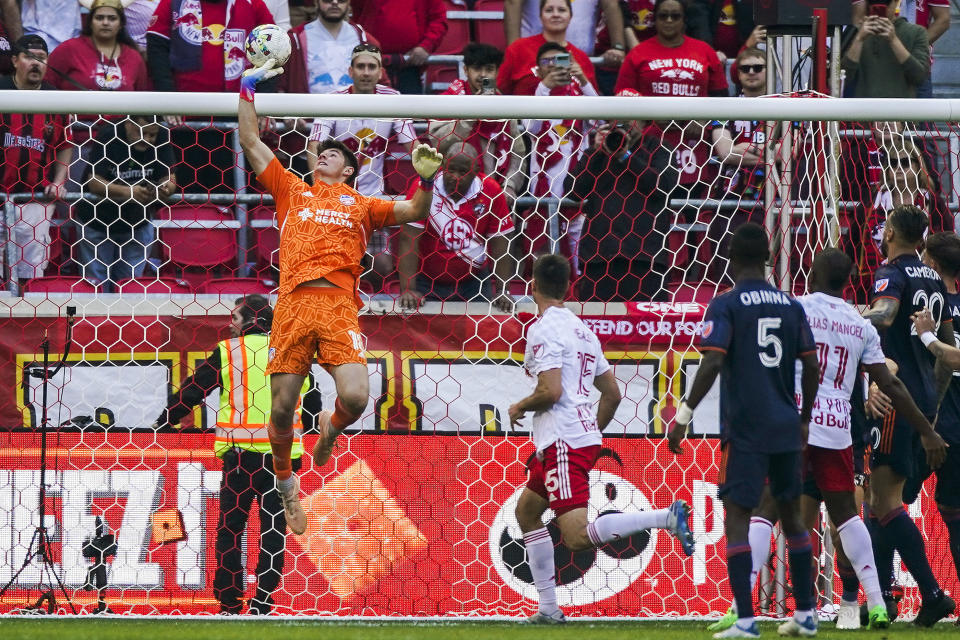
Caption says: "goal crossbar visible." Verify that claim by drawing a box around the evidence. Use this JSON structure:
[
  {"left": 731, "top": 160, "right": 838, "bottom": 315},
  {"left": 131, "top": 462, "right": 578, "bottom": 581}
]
[{"left": 2, "top": 91, "right": 960, "bottom": 121}]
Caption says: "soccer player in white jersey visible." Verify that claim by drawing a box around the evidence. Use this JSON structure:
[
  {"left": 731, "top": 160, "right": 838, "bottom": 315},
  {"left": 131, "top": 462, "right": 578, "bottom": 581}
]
[
  {"left": 707, "top": 249, "right": 944, "bottom": 634},
  {"left": 507, "top": 254, "right": 694, "bottom": 625}
]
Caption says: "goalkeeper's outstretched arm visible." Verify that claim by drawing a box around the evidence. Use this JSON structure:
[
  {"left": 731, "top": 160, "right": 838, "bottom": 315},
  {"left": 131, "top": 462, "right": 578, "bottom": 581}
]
[{"left": 238, "top": 59, "right": 283, "bottom": 175}]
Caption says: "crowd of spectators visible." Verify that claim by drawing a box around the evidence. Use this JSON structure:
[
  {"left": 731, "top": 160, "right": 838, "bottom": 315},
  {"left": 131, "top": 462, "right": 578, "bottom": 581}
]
[{"left": 0, "top": 0, "right": 956, "bottom": 303}]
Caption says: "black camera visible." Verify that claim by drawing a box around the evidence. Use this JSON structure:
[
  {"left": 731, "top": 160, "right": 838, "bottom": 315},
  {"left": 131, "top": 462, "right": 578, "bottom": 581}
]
[{"left": 604, "top": 126, "right": 629, "bottom": 153}]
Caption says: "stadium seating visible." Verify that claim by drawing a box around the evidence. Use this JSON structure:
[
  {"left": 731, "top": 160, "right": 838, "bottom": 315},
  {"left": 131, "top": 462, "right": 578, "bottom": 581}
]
[
  {"left": 248, "top": 206, "right": 279, "bottom": 270},
  {"left": 199, "top": 278, "right": 275, "bottom": 295},
  {"left": 159, "top": 205, "right": 238, "bottom": 269},
  {"left": 471, "top": 0, "right": 507, "bottom": 52},
  {"left": 114, "top": 277, "right": 194, "bottom": 294},
  {"left": 22, "top": 276, "right": 98, "bottom": 294}
]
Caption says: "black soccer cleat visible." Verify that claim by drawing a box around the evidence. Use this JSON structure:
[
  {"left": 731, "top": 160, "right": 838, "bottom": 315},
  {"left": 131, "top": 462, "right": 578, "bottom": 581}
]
[{"left": 913, "top": 594, "right": 955, "bottom": 627}]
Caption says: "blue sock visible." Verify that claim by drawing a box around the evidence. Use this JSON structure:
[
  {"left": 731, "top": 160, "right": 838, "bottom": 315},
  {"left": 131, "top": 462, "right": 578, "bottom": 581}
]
[
  {"left": 787, "top": 532, "right": 814, "bottom": 612},
  {"left": 940, "top": 509, "right": 960, "bottom": 585},
  {"left": 867, "top": 512, "right": 894, "bottom": 597},
  {"left": 837, "top": 558, "right": 859, "bottom": 603},
  {"left": 727, "top": 542, "right": 754, "bottom": 620},
  {"left": 881, "top": 507, "right": 942, "bottom": 602}
]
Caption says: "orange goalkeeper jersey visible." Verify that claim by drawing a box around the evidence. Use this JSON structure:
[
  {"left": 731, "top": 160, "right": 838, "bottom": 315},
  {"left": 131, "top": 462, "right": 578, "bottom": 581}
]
[{"left": 258, "top": 158, "right": 397, "bottom": 298}]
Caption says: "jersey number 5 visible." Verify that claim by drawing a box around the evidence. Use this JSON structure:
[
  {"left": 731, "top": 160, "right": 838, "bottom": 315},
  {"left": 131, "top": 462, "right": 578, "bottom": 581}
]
[{"left": 757, "top": 317, "right": 783, "bottom": 368}]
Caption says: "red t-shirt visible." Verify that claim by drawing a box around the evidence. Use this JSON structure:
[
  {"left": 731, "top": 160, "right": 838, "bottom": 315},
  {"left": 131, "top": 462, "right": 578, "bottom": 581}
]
[
  {"left": 615, "top": 35, "right": 727, "bottom": 97},
  {"left": 405, "top": 173, "right": 514, "bottom": 283},
  {"left": 46, "top": 37, "right": 150, "bottom": 91},
  {"left": 713, "top": 0, "right": 741, "bottom": 58},
  {"left": 596, "top": 0, "right": 656, "bottom": 53},
  {"left": 497, "top": 34, "right": 597, "bottom": 96},
  {"left": 147, "top": 0, "right": 275, "bottom": 92},
  {"left": 0, "top": 78, "right": 71, "bottom": 193}
]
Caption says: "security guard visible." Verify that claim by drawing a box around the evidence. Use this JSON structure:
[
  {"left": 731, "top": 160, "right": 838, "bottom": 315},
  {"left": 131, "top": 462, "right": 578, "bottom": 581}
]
[{"left": 155, "top": 294, "right": 321, "bottom": 614}]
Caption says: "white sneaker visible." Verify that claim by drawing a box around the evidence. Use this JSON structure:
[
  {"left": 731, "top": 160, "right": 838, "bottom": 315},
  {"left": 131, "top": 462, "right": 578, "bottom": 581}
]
[
  {"left": 836, "top": 602, "right": 860, "bottom": 630},
  {"left": 778, "top": 614, "right": 818, "bottom": 637},
  {"left": 278, "top": 474, "right": 307, "bottom": 535}
]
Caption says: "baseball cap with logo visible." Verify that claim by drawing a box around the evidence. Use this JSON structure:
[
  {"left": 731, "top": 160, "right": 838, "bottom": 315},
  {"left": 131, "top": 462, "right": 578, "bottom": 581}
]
[{"left": 13, "top": 35, "right": 49, "bottom": 55}]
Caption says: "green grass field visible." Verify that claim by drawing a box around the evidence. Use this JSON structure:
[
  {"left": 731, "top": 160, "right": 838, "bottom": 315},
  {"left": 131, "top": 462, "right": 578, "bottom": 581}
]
[{"left": 0, "top": 619, "right": 957, "bottom": 640}]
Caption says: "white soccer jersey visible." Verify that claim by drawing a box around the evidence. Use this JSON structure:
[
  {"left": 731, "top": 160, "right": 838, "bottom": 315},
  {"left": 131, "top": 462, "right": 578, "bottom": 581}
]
[
  {"left": 308, "top": 85, "right": 417, "bottom": 196},
  {"left": 795, "top": 292, "right": 886, "bottom": 449},
  {"left": 523, "top": 306, "right": 611, "bottom": 452}
]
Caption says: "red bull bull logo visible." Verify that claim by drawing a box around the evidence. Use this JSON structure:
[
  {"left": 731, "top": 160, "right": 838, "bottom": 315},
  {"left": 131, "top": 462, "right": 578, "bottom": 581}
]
[{"left": 174, "top": 0, "right": 204, "bottom": 45}]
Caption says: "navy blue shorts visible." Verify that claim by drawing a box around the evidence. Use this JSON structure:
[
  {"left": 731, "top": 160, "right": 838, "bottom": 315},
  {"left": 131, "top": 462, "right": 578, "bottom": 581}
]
[
  {"left": 902, "top": 441, "right": 960, "bottom": 508},
  {"left": 870, "top": 411, "right": 926, "bottom": 480},
  {"left": 718, "top": 442, "right": 803, "bottom": 509}
]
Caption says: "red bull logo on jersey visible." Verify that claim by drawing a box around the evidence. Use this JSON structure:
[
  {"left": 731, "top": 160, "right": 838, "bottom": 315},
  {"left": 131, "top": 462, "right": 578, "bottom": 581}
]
[
  {"left": 223, "top": 29, "right": 247, "bottom": 80},
  {"left": 95, "top": 62, "right": 122, "bottom": 90}
]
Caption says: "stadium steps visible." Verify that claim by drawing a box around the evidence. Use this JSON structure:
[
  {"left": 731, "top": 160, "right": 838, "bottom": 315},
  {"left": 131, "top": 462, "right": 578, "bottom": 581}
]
[{"left": 931, "top": 3, "right": 960, "bottom": 97}]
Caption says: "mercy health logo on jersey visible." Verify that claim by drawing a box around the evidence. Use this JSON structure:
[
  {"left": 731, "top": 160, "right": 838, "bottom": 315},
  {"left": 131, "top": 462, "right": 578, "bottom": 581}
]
[
  {"left": 297, "top": 208, "right": 354, "bottom": 228},
  {"left": 875, "top": 278, "right": 890, "bottom": 293},
  {"left": 488, "top": 470, "right": 656, "bottom": 606}
]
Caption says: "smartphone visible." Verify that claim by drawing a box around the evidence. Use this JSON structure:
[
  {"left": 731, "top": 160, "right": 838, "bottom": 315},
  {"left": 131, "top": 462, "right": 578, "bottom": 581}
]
[
  {"left": 554, "top": 53, "right": 571, "bottom": 68},
  {"left": 869, "top": 3, "right": 887, "bottom": 18},
  {"left": 481, "top": 77, "right": 495, "bottom": 95}
]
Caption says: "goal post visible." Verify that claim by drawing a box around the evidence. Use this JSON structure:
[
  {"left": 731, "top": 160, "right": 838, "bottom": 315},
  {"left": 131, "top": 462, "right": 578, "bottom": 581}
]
[{"left": 0, "top": 92, "right": 958, "bottom": 617}]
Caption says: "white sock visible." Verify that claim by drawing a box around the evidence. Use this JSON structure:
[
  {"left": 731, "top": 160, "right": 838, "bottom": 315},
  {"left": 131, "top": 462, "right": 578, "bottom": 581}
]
[
  {"left": 586, "top": 510, "right": 669, "bottom": 545},
  {"left": 748, "top": 517, "right": 774, "bottom": 592},
  {"left": 837, "top": 515, "right": 884, "bottom": 610},
  {"left": 277, "top": 475, "right": 296, "bottom": 493},
  {"left": 523, "top": 527, "right": 558, "bottom": 613}
]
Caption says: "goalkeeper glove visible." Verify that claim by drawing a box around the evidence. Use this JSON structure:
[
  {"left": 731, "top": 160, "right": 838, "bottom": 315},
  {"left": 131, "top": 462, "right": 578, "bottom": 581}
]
[
  {"left": 411, "top": 143, "right": 443, "bottom": 186},
  {"left": 240, "top": 58, "right": 284, "bottom": 103}
]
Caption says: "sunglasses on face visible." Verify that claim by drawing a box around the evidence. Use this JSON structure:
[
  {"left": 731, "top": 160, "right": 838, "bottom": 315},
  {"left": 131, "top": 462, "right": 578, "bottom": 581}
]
[
  {"left": 656, "top": 11, "right": 684, "bottom": 21},
  {"left": 320, "top": 0, "right": 348, "bottom": 4},
  {"left": 739, "top": 64, "right": 765, "bottom": 74}
]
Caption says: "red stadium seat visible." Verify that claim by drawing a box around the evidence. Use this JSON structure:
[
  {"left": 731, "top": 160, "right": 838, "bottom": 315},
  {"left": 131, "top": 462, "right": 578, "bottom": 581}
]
[
  {"left": 23, "top": 276, "right": 98, "bottom": 294},
  {"left": 670, "top": 283, "right": 717, "bottom": 303},
  {"left": 159, "top": 205, "right": 238, "bottom": 268},
  {"left": 436, "top": 3, "right": 473, "bottom": 55},
  {"left": 426, "top": 65, "right": 460, "bottom": 93},
  {"left": 199, "top": 278, "right": 275, "bottom": 295},
  {"left": 249, "top": 206, "right": 279, "bottom": 269},
  {"left": 115, "top": 277, "right": 194, "bottom": 294},
  {"left": 472, "top": 0, "right": 506, "bottom": 51}
]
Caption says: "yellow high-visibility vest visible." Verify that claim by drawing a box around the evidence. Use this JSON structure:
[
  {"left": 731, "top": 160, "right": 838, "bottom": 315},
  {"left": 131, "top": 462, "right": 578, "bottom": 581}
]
[{"left": 214, "top": 334, "right": 308, "bottom": 458}]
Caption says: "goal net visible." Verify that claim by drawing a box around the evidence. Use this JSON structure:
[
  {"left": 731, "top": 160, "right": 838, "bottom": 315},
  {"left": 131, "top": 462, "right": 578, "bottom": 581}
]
[{"left": 0, "top": 92, "right": 957, "bottom": 618}]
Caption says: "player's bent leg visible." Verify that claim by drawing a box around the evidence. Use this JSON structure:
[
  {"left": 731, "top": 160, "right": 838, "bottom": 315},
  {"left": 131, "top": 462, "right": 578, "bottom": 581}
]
[
  {"left": 514, "top": 488, "right": 564, "bottom": 623},
  {"left": 270, "top": 373, "right": 308, "bottom": 534},
  {"left": 312, "top": 362, "right": 369, "bottom": 468},
  {"left": 584, "top": 500, "right": 694, "bottom": 556}
]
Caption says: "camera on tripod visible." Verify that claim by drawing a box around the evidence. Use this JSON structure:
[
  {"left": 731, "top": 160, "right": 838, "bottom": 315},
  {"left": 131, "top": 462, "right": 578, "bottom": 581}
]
[{"left": 82, "top": 516, "right": 116, "bottom": 612}]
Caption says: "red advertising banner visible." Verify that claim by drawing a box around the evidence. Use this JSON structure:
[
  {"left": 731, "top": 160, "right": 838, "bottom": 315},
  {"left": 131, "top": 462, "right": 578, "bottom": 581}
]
[{"left": 0, "top": 308, "right": 955, "bottom": 616}]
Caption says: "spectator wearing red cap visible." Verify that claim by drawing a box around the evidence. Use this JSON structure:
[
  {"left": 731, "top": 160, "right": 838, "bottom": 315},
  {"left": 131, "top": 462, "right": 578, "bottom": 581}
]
[
  {"left": 0, "top": 35, "right": 73, "bottom": 285},
  {"left": 351, "top": 0, "right": 447, "bottom": 94},
  {"left": 46, "top": 0, "right": 149, "bottom": 91},
  {"left": 498, "top": 0, "right": 597, "bottom": 96}
]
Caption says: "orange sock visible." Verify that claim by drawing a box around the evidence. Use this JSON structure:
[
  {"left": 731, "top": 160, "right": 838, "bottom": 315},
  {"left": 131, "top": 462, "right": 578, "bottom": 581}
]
[
  {"left": 268, "top": 421, "right": 293, "bottom": 480},
  {"left": 331, "top": 398, "right": 362, "bottom": 431}
]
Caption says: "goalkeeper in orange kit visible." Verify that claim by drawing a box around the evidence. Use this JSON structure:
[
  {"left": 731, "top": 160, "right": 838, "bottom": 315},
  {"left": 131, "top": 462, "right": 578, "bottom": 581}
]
[{"left": 237, "top": 58, "right": 443, "bottom": 534}]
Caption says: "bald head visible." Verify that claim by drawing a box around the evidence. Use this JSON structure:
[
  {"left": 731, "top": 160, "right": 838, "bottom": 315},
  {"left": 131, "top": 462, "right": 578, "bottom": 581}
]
[{"left": 440, "top": 142, "right": 481, "bottom": 197}]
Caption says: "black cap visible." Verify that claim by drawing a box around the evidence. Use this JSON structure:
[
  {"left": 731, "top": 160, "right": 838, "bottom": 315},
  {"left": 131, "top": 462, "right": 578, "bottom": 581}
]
[{"left": 13, "top": 35, "right": 49, "bottom": 55}]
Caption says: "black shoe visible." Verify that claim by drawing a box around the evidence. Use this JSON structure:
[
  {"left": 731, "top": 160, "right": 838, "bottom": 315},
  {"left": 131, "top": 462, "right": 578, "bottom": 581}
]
[
  {"left": 914, "top": 594, "right": 955, "bottom": 627},
  {"left": 860, "top": 597, "right": 899, "bottom": 627}
]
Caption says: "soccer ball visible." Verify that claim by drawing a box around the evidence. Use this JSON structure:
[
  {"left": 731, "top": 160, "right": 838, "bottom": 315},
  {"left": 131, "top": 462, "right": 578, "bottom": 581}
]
[{"left": 245, "top": 24, "right": 291, "bottom": 68}]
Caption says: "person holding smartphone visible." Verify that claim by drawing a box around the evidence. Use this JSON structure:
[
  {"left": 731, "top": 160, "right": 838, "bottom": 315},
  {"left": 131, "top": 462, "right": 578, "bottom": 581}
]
[{"left": 842, "top": 0, "right": 929, "bottom": 98}]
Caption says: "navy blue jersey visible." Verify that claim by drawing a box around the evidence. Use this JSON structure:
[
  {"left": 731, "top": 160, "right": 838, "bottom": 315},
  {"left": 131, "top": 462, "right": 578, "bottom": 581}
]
[
  {"left": 701, "top": 279, "right": 817, "bottom": 453},
  {"left": 871, "top": 255, "right": 950, "bottom": 417},
  {"left": 935, "top": 291, "right": 960, "bottom": 445}
]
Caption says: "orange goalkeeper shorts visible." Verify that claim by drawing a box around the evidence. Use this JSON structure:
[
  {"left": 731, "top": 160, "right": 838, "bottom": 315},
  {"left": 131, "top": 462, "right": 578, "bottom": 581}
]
[{"left": 266, "top": 286, "right": 366, "bottom": 376}]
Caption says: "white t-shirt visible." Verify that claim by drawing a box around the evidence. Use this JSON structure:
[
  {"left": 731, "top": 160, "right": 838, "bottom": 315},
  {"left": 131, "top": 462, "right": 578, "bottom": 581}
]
[
  {"left": 519, "top": 0, "right": 601, "bottom": 55},
  {"left": 308, "top": 86, "right": 417, "bottom": 196},
  {"left": 523, "top": 305, "right": 610, "bottom": 452},
  {"left": 303, "top": 21, "right": 365, "bottom": 94},
  {"left": 795, "top": 292, "right": 886, "bottom": 449},
  {"left": 21, "top": 0, "right": 80, "bottom": 50}
]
